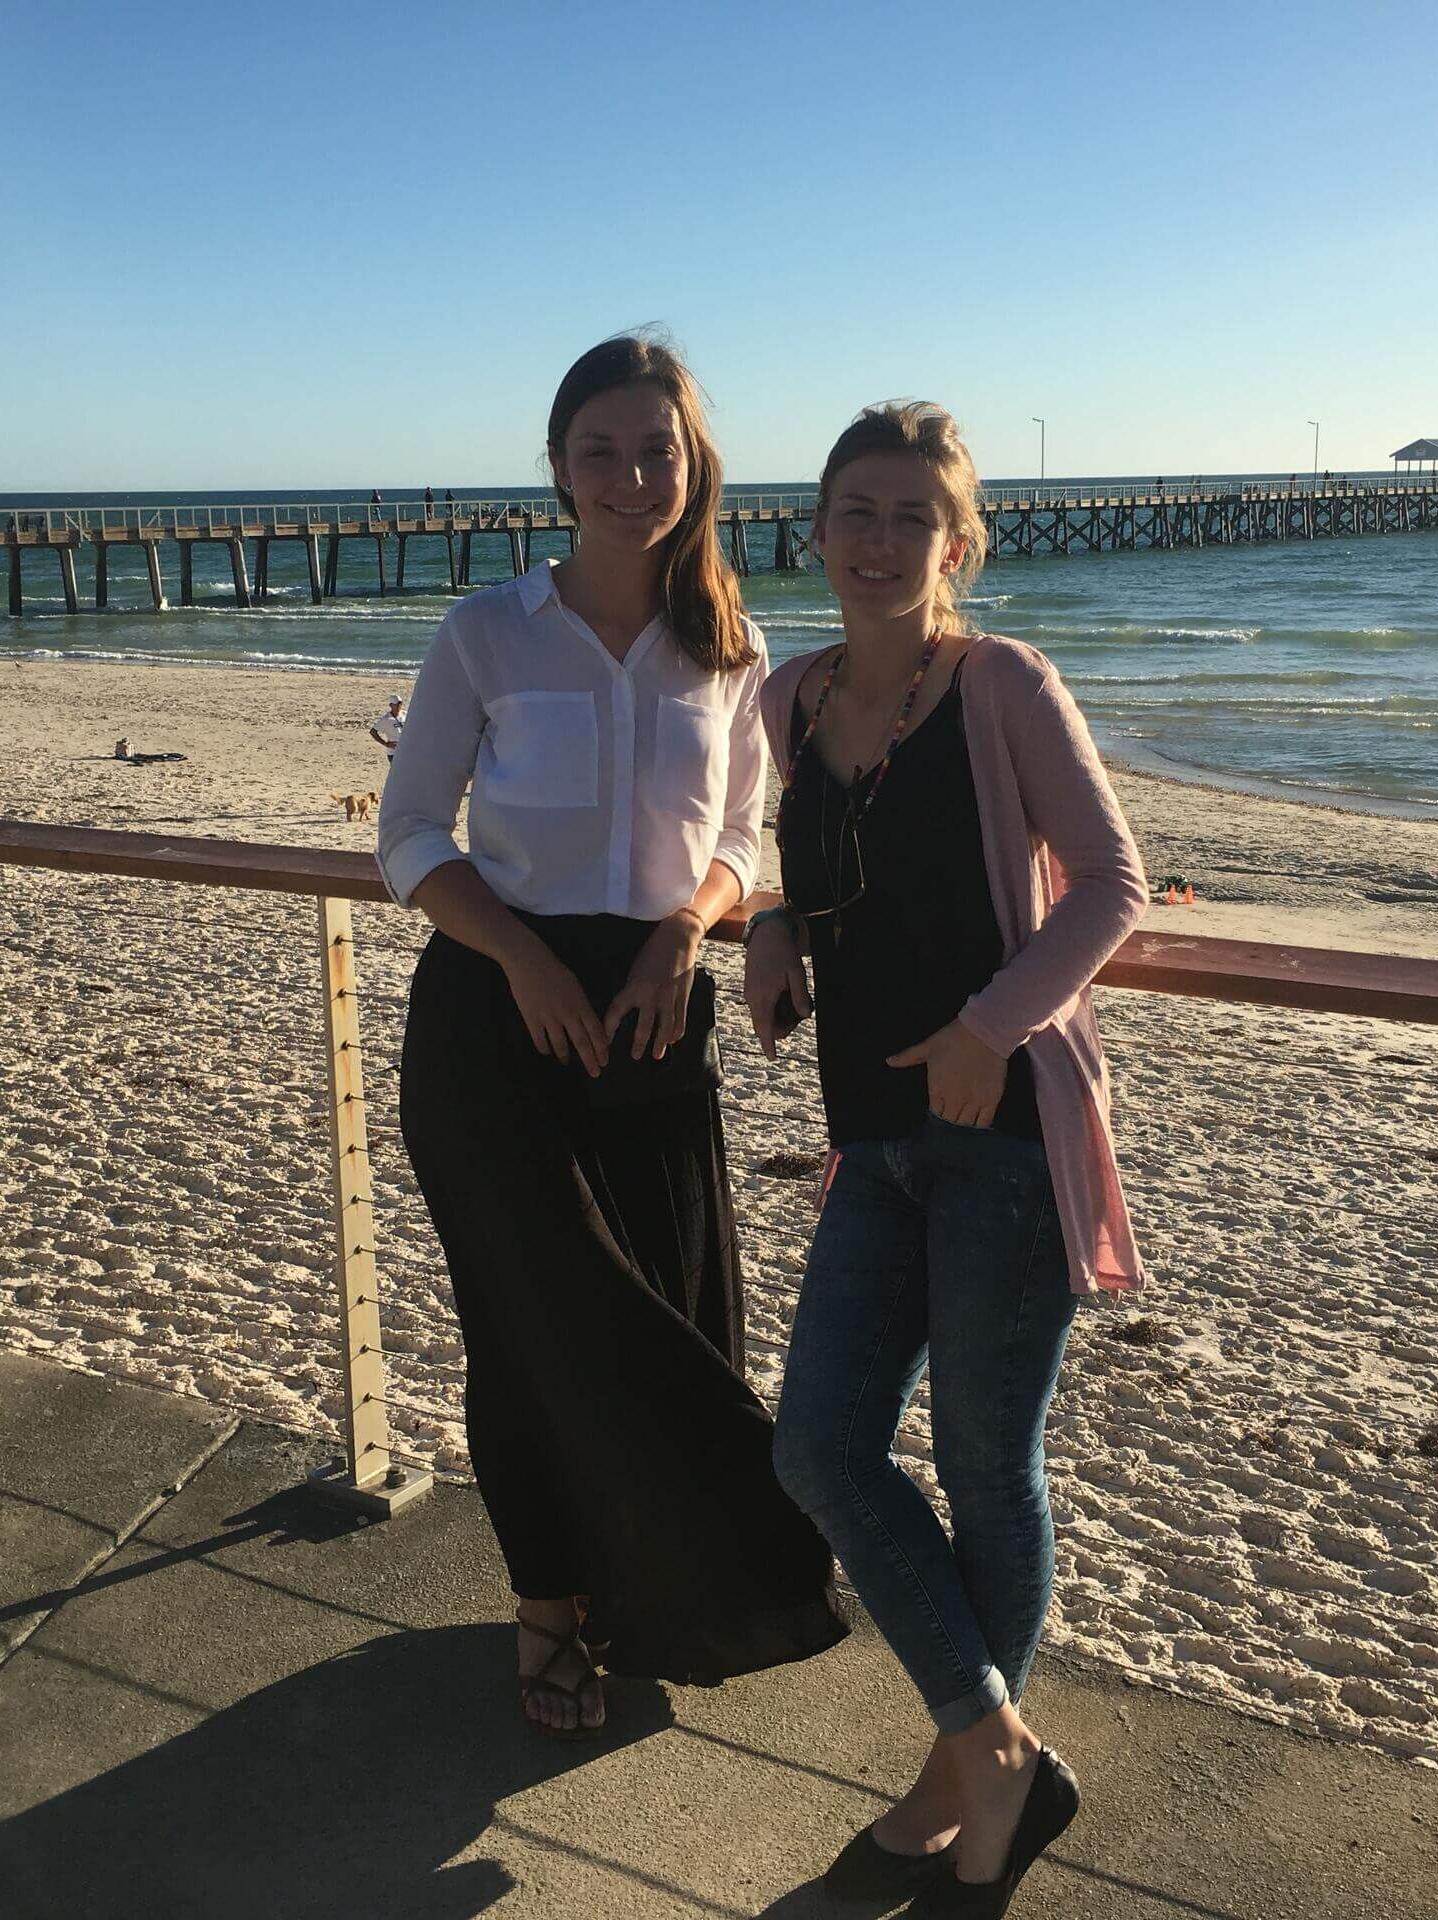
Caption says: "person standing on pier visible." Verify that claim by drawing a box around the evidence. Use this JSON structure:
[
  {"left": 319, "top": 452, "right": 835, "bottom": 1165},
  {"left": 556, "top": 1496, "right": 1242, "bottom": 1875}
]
[
  {"left": 378, "top": 335, "right": 848, "bottom": 1740},
  {"left": 424, "top": 484, "right": 434, "bottom": 513},
  {"left": 744, "top": 402, "right": 1147, "bottom": 1914}
]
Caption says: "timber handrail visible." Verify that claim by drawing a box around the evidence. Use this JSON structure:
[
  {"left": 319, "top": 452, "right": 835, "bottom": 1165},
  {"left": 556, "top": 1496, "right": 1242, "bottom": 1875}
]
[{"left": 2, "top": 818, "right": 1435, "bottom": 1024}]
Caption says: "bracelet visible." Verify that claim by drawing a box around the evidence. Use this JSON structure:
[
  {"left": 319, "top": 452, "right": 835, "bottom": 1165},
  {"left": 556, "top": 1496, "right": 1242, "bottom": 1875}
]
[{"left": 740, "top": 903, "right": 801, "bottom": 949}]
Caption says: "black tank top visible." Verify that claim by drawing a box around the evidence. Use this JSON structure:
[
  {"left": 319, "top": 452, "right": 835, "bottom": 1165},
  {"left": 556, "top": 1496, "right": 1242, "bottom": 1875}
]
[{"left": 781, "top": 664, "right": 1040, "bottom": 1149}]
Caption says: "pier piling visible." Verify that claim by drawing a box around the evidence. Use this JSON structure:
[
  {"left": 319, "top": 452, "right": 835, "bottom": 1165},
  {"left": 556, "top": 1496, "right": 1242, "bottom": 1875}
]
[
  {"left": 95, "top": 543, "right": 108, "bottom": 610},
  {"left": 8, "top": 545, "right": 20, "bottom": 616},
  {"left": 58, "top": 547, "right": 79, "bottom": 615},
  {"left": 179, "top": 544, "right": 194, "bottom": 606},
  {"left": 227, "top": 538, "right": 251, "bottom": 610},
  {"left": 374, "top": 535, "right": 386, "bottom": 596},
  {"left": 144, "top": 540, "right": 164, "bottom": 611},
  {"left": 727, "top": 511, "right": 750, "bottom": 576},
  {"left": 396, "top": 534, "right": 407, "bottom": 591},
  {"left": 459, "top": 528, "right": 472, "bottom": 587},
  {"left": 306, "top": 534, "right": 322, "bottom": 604},
  {"left": 323, "top": 532, "right": 340, "bottom": 597},
  {"left": 445, "top": 532, "right": 458, "bottom": 593}
]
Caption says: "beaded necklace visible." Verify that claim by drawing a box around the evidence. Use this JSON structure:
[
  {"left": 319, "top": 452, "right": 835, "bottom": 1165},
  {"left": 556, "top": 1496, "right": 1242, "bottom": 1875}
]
[{"left": 782, "top": 627, "right": 944, "bottom": 823}]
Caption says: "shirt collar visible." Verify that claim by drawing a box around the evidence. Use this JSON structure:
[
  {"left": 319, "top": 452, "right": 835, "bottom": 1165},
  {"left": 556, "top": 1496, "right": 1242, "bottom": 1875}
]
[{"left": 515, "top": 559, "right": 561, "bottom": 616}]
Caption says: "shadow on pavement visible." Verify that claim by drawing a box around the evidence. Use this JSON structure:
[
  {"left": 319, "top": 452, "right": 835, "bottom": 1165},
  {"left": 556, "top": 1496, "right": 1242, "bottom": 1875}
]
[{"left": 0, "top": 1623, "right": 674, "bottom": 1920}]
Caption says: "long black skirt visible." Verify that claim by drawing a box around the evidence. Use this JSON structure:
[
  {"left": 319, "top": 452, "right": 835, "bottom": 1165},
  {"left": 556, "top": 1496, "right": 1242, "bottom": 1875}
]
[{"left": 398, "top": 921, "right": 849, "bottom": 1685}]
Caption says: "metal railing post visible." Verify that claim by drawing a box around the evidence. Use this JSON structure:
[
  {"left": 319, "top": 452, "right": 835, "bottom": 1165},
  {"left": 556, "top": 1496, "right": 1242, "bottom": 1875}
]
[{"left": 308, "top": 895, "right": 431, "bottom": 1517}]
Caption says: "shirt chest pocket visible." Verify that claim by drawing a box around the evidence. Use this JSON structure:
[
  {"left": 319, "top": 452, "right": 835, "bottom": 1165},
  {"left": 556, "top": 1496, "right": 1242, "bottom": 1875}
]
[
  {"left": 484, "top": 691, "right": 599, "bottom": 808},
  {"left": 654, "top": 696, "right": 727, "bottom": 824}
]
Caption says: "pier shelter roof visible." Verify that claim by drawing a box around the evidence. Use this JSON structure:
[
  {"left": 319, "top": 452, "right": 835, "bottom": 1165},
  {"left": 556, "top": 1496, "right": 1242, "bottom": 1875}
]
[{"left": 1390, "top": 437, "right": 1438, "bottom": 462}]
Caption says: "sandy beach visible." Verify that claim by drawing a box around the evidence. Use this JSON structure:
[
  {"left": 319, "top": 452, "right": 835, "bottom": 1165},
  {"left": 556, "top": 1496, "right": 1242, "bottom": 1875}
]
[{"left": 2, "top": 656, "right": 1435, "bottom": 1766}]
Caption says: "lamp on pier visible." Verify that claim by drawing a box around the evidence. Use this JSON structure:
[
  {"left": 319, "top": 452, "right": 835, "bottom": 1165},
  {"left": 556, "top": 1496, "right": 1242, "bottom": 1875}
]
[
  {"left": 1032, "top": 416, "right": 1046, "bottom": 483},
  {"left": 1308, "top": 419, "right": 1320, "bottom": 483}
]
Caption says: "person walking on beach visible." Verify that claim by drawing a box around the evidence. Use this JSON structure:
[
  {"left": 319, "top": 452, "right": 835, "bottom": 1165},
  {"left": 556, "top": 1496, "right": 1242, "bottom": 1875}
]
[
  {"left": 369, "top": 695, "right": 406, "bottom": 762},
  {"left": 743, "top": 403, "right": 1148, "bottom": 1914},
  {"left": 378, "top": 335, "right": 847, "bottom": 1741}
]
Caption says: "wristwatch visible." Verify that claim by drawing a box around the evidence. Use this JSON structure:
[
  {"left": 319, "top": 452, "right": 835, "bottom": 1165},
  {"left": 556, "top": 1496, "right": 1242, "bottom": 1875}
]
[{"left": 740, "top": 904, "right": 800, "bottom": 948}]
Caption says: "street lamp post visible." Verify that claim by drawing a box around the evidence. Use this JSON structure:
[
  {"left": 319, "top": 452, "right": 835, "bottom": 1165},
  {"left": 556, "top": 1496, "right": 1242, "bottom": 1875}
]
[
  {"left": 1032, "top": 416, "right": 1045, "bottom": 483},
  {"left": 1307, "top": 419, "right": 1320, "bottom": 484}
]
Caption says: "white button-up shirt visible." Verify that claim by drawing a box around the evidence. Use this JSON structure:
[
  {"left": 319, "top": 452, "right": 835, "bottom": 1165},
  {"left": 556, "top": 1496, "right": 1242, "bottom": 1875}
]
[{"left": 376, "top": 562, "right": 769, "bottom": 918}]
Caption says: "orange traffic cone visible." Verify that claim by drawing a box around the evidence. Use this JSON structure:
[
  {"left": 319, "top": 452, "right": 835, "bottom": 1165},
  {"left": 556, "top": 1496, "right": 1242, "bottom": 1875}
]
[
  {"left": 1183, "top": 883, "right": 1196, "bottom": 906},
  {"left": 1164, "top": 884, "right": 1179, "bottom": 905}
]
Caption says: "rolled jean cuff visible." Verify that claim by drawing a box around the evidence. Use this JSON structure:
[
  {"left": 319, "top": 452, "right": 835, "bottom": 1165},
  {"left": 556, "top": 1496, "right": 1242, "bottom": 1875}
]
[{"left": 931, "top": 1666, "right": 1009, "bottom": 1735}]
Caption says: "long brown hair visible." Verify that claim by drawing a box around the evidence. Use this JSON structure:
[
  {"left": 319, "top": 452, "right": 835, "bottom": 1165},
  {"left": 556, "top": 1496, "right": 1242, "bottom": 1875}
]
[
  {"left": 816, "top": 402, "right": 989, "bottom": 632},
  {"left": 547, "top": 335, "right": 755, "bottom": 672}
]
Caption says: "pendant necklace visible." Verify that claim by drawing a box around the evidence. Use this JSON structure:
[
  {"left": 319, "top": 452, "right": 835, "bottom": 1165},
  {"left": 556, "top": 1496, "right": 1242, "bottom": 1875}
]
[{"left": 790, "top": 629, "right": 944, "bottom": 943}]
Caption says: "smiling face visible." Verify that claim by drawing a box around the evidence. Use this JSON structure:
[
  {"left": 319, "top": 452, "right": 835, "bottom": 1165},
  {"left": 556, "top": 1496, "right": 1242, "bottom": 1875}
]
[
  {"left": 551, "top": 381, "right": 691, "bottom": 556},
  {"left": 815, "top": 451, "right": 967, "bottom": 626}
]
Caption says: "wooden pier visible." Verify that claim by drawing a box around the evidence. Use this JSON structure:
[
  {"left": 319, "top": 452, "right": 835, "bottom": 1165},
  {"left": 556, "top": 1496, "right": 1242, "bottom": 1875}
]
[{"left": 5, "top": 480, "right": 1437, "bottom": 615}]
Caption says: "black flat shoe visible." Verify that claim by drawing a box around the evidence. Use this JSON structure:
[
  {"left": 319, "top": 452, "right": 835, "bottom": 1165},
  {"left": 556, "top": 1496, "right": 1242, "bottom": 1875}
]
[
  {"left": 823, "top": 1822, "right": 956, "bottom": 1907},
  {"left": 910, "top": 1748, "right": 1079, "bottom": 1917}
]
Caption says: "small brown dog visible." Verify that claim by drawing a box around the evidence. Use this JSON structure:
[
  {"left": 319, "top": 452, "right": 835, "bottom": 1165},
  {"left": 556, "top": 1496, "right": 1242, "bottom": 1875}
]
[{"left": 330, "top": 790, "right": 379, "bottom": 822}]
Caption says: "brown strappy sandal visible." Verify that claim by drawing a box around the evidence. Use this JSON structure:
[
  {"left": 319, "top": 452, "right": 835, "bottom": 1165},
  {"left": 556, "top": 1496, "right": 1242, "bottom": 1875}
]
[
  {"left": 516, "top": 1608, "right": 605, "bottom": 1740},
  {"left": 576, "top": 1594, "right": 611, "bottom": 1666}
]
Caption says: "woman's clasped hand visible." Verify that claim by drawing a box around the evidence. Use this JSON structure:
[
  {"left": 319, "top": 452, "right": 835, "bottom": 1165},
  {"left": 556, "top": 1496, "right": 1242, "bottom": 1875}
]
[
  {"left": 502, "top": 928, "right": 611, "bottom": 1076},
  {"left": 601, "top": 905, "right": 705, "bottom": 1060},
  {"left": 504, "top": 905, "right": 705, "bottom": 1074}
]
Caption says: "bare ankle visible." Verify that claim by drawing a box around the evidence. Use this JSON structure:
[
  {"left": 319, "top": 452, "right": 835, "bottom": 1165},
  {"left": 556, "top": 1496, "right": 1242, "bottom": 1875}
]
[
  {"left": 940, "top": 1706, "right": 1041, "bottom": 1782},
  {"left": 517, "top": 1594, "right": 580, "bottom": 1620}
]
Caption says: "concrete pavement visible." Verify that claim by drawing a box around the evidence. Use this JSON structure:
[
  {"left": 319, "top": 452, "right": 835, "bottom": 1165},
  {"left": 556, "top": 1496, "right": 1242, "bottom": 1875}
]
[{"left": 1, "top": 1349, "right": 1433, "bottom": 1919}]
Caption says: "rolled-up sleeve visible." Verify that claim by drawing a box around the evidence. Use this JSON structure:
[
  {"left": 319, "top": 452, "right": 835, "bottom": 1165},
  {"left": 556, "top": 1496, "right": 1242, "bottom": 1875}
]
[
  {"left": 375, "top": 612, "right": 486, "bottom": 908},
  {"left": 710, "top": 634, "right": 769, "bottom": 900}
]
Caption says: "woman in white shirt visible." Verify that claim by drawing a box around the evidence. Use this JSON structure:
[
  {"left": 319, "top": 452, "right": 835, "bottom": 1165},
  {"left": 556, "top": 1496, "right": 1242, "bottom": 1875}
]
[{"left": 378, "top": 336, "right": 847, "bottom": 1739}]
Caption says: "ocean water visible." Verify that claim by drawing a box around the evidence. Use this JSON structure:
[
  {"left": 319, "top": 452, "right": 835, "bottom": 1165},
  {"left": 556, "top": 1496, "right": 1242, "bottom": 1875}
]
[{"left": 4, "top": 485, "right": 1436, "bottom": 817}]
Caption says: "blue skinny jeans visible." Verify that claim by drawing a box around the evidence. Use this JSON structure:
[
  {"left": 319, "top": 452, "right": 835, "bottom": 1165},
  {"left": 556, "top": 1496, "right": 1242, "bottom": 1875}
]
[{"left": 773, "top": 1117, "right": 1078, "bottom": 1733}]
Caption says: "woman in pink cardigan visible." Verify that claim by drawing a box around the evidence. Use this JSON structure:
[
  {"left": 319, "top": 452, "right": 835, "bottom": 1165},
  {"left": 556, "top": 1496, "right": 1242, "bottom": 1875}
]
[{"left": 743, "top": 403, "right": 1148, "bottom": 1917}]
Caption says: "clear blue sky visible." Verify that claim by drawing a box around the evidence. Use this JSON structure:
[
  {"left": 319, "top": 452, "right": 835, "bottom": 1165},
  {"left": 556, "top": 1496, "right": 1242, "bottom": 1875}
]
[{"left": 2, "top": 0, "right": 1432, "bottom": 489}]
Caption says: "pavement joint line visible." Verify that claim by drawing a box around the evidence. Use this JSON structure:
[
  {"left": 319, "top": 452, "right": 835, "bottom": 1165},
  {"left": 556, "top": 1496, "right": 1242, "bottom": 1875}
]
[
  {"left": 1041, "top": 1850, "right": 1245, "bottom": 1918},
  {"left": 488, "top": 1813, "right": 753, "bottom": 1919},
  {"left": 133, "top": 1533, "right": 422, "bottom": 1638},
  {"left": 0, "top": 1413, "right": 241, "bottom": 1670},
  {"left": 23, "top": 1640, "right": 215, "bottom": 1719},
  {"left": 672, "top": 1722, "right": 891, "bottom": 1804}
]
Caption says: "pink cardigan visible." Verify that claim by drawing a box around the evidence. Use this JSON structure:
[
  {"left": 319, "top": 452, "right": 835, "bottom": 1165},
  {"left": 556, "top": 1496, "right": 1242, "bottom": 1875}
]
[{"left": 760, "top": 635, "right": 1150, "bottom": 1299}]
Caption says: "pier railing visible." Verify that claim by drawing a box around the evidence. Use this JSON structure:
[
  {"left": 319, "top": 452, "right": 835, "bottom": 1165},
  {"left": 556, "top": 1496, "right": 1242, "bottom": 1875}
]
[
  {"left": 3, "top": 816, "right": 1436, "bottom": 1518},
  {"left": 7, "top": 479, "right": 1437, "bottom": 541}
]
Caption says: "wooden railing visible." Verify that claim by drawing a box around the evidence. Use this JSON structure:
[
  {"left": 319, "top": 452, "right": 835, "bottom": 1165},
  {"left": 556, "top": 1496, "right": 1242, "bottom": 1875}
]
[{"left": 4, "top": 818, "right": 1435, "bottom": 1517}]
